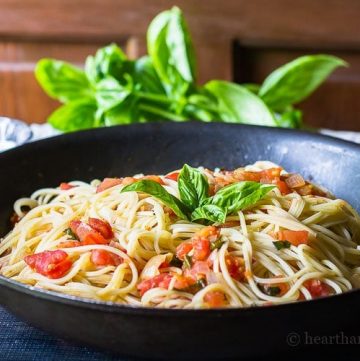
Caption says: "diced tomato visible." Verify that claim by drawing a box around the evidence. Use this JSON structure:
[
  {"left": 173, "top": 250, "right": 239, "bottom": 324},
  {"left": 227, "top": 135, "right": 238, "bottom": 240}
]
[
  {"left": 57, "top": 240, "right": 81, "bottom": 248},
  {"left": 165, "top": 172, "right": 180, "bottom": 181},
  {"left": 24, "top": 250, "right": 72, "bottom": 279},
  {"left": 276, "top": 180, "right": 291, "bottom": 195},
  {"left": 142, "top": 175, "right": 164, "bottom": 185},
  {"left": 137, "top": 273, "right": 173, "bottom": 296},
  {"left": 121, "top": 177, "right": 137, "bottom": 186},
  {"left": 184, "top": 261, "right": 210, "bottom": 282},
  {"left": 69, "top": 220, "right": 81, "bottom": 234},
  {"left": 225, "top": 255, "right": 245, "bottom": 281},
  {"left": 74, "top": 222, "right": 109, "bottom": 245},
  {"left": 304, "top": 279, "right": 331, "bottom": 298},
  {"left": 260, "top": 168, "right": 282, "bottom": 183},
  {"left": 192, "top": 237, "right": 211, "bottom": 261},
  {"left": 233, "top": 169, "right": 261, "bottom": 182},
  {"left": 176, "top": 241, "right": 193, "bottom": 261},
  {"left": 197, "top": 226, "right": 220, "bottom": 240},
  {"left": 276, "top": 230, "right": 309, "bottom": 246},
  {"left": 204, "top": 291, "right": 226, "bottom": 308},
  {"left": 88, "top": 218, "right": 113, "bottom": 239},
  {"left": 297, "top": 184, "right": 313, "bottom": 196},
  {"left": 60, "top": 182, "right": 75, "bottom": 190},
  {"left": 90, "top": 249, "right": 122, "bottom": 266},
  {"left": 96, "top": 178, "right": 122, "bottom": 193},
  {"left": 173, "top": 274, "right": 196, "bottom": 290}
]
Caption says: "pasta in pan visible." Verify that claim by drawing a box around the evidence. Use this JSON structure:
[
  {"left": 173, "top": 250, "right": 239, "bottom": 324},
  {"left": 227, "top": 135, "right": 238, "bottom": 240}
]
[{"left": 1, "top": 161, "right": 359, "bottom": 309}]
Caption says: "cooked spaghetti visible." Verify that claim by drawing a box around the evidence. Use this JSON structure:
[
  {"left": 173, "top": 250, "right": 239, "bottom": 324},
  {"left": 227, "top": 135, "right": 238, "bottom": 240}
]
[{"left": 1, "top": 161, "right": 360, "bottom": 309}]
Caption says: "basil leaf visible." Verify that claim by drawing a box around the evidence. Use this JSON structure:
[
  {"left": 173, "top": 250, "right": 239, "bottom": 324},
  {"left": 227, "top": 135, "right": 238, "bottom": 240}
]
[
  {"left": 47, "top": 101, "right": 97, "bottom": 132},
  {"left": 204, "top": 80, "right": 276, "bottom": 126},
  {"left": 184, "top": 254, "right": 193, "bottom": 269},
  {"left": 134, "top": 56, "right": 166, "bottom": 94},
  {"left": 275, "top": 108, "right": 302, "bottom": 128},
  {"left": 95, "top": 76, "right": 132, "bottom": 111},
  {"left": 104, "top": 96, "right": 139, "bottom": 125},
  {"left": 85, "top": 44, "right": 131, "bottom": 84},
  {"left": 259, "top": 55, "right": 347, "bottom": 110},
  {"left": 191, "top": 204, "right": 227, "bottom": 224},
  {"left": 273, "top": 240, "right": 291, "bottom": 250},
  {"left": 35, "top": 59, "right": 93, "bottom": 102},
  {"left": 178, "top": 164, "right": 209, "bottom": 210},
  {"left": 209, "top": 181, "right": 275, "bottom": 214},
  {"left": 147, "top": 6, "right": 195, "bottom": 95},
  {"left": 65, "top": 228, "right": 79, "bottom": 241},
  {"left": 121, "top": 180, "right": 190, "bottom": 220}
]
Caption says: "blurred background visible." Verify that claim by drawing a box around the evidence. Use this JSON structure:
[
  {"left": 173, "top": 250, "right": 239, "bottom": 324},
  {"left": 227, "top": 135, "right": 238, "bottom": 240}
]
[{"left": 0, "top": 0, "right": 359, "bottom": 130}]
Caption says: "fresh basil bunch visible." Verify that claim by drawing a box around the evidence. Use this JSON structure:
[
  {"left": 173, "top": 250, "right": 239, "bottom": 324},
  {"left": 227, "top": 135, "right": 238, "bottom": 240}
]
[
  {"left": 121, "top": 164, "right": 274, "bottom": 224},
  {"left": 35, "top": 7, "right": 346, "bottom": 132}
]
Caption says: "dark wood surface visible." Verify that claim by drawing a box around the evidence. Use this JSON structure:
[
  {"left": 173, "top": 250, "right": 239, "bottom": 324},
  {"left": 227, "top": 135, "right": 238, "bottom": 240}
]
[{"left": 0, "top": 0, "right": 359, "bottom": 129}]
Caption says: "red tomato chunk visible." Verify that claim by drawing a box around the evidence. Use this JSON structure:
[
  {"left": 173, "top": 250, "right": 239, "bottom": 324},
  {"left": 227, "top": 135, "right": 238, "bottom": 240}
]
[{"left": 24, "top": 250, "right": 72, "bottom": 279}]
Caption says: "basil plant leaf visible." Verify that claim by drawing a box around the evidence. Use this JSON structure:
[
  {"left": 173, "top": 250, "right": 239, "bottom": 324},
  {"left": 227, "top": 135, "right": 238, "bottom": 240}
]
[
  {"left": 275, "top": 108, "right": 303, "bottom": 129},
  {"left": 104, "top": 97, "right": 141, "bottom": 126},
  {"left": 209, "top": 181, "right": 275, "bottom": 214},
  {"left": 259, "top": 54, "right": 347, "bottom": 110},
  {"left": 147, "top": 6, "right": 196, "bottom": 95},
  {"left": 121, "top": 180, "right": 190, "bottom": 220},
  {"left": 134, "top": 56, "right": 166, "bottom": 94},
  {"left": 191, "top": 204, "right": 227, "bottom": 224},
  {"left": 47, "top": 101, "right": 97, "bottom": 132},
  {"left": 204, "top": 80, "right": 276, "bottom": 126},
  {"left": 35, "top": 59, "right": 93, "bottom": 102},
  {"left": 85, "top": 43, "right": 133, "bottom": 84},
  {"left": 178, "top": 164, "right": 209, "bottom": 210},
  {"left": 95, "top": 76, "right": 132, "bottom": 112}
]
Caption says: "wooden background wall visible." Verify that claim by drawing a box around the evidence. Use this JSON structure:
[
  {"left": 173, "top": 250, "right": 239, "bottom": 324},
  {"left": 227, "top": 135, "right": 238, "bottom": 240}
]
[{"left": 0, "top": 0, "right": 359, "bottom": 129}]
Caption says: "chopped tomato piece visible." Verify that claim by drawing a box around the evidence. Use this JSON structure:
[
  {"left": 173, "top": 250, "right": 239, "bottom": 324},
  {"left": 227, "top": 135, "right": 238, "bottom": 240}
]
[
  {"left": 184, "top": 261, "right": 210, "bottom": 282},
  {"left": 192, "top": 237, "right": 211, "bottom": 261},
  {"left": 233, "top": 169, "right": 261, "bottom": 182},
  {"left": 285, "top": 174, "right": 306, "bottom": 189},
  {"left": 304, "top": 279, "right": 331, "bottom": 298},
  {"left": 276, "top": 230, "right": 309, "bottom": 246},
  {"left": 69, "top": 220, "right": 81, "bottom": 234},
  {"left": 24, "top": 250, "right": 72, "bottom": 279},
  {"left": 88, "top": 218, "right": 113, "bottom": 239},
  {"left": 260, "top": 168, "right": 282, "bottom": 183},
  {"left": 297, "top": 184, "right": 313, "bottom": 196},
  {"left": 121, "top": 177, "right": 137, "bottom": 186},
  {"left": 142, "top": 175, "right": 164, "bottom": 185},
  {"left": 165, "top": 172, "right": 180, "bottom": 181},
  {"left": 57, "top": 240, "right": 81, "bottom": 248},
  {"left": 276, "top": 180, "right": 291, "bottom": 195},
  {"left": 60, "top": 182, "right": 75, "bottom": 190},
  {"left": 173, "top": 275, "right": 196, "bottom": 290},
  {"left": 204, "top": 291, "right": 226, "bottom": 308},
  {"left": 74, "top": 221, "right": 109, "bottom": 245},
  {"left": 90, "top": 249, "right": 122, "bottom": 266},
  {"left": 197, "top": 226, "right": 220, "bottom": 241},
  {"left": 225, "top": 255, "right": 245, "bottom": 281},
  {"left": 96, "top": 178, "right": 122, "bottom": 193},
  {"left": 176, "top": 241, "right": 193, "bottom": 261},
  {"left": 137, "top": 273, "right": 173, "bottom": 296}
]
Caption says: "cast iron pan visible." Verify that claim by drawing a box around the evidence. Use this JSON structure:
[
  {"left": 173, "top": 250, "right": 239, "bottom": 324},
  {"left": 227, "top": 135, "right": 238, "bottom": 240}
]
[{"left": 0, "top": 122, "right": 359, "bottom": 360}]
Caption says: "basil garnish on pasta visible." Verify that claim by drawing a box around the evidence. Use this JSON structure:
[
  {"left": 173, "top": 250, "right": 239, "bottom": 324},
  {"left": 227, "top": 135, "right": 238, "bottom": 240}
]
[{"left": 121, "top": 164, "right": 274, "bottom": 224}]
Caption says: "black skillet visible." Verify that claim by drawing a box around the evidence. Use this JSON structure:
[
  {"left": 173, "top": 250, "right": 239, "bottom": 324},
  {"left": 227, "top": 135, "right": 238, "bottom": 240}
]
[{"left": 0, "top": 122, "right": 359, "bottom": 360}]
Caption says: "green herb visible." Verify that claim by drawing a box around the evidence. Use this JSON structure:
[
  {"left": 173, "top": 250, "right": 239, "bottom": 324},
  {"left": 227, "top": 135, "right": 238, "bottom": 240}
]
[
  {"left": 35, "top": 7, "right": 346, "bottom": 132},
  {"left": 266, "top": 286, "right": 281, "bottom": 296},
  {"left": 64, "top": 227, "right": 79, "bottom": 240},
  {"left": 204, "top": 81, "right": 276, "bottom": 126},
  {"left": 191, "top": 204, "right": 227, "bottom": 224},
  {"left": 184, "top": 254, "right": 193, "bottom": 269},
  {"left": 273, "top": 240, "right": 292, "bottom": 250},
  {"left": 210, "top": 239, "right": 225, "bottom": 251},
  {"left": 178, "top": 164, "right": 209, "bottom": 211},
  {"left": 121, "top": 164, "right": 274, "bottom": 225},
  {"left": 209, "top": 181, "right": 275, "bottom": 214},
  {"left": 121, "top": 179, "right": 190, "bottom": 220},
  {"left": 259, "top": 55, "right": 347, "bottom": 111}
]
